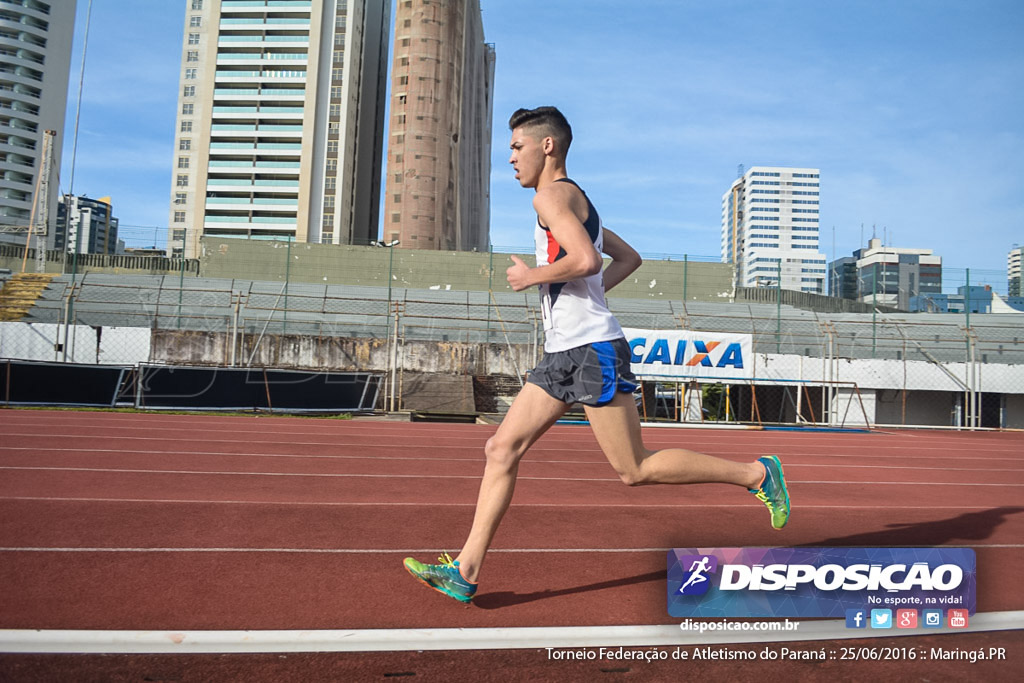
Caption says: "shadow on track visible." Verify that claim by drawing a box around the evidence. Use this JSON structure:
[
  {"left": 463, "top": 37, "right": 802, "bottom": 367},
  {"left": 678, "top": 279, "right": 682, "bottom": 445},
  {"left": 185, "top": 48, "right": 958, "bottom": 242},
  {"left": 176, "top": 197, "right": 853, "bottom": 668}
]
[
  {"left": 473, "top": 570, "right": 666, "bottom": 609},
  {"left": 475, "top": 508, "right": 1023, "bottom": 609},
  {"left": 806, "top": 506, "right": 1024, "bottom": 547}
]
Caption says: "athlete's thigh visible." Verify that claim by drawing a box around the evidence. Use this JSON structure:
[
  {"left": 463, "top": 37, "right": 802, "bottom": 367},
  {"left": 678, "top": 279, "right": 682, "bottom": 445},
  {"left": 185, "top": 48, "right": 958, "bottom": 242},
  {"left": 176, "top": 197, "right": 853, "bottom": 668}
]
[
  {"left": 491, "top": 381, "right": 569, "bottom": 456},
  {"left": 583, "top": 391, "right": 649, "bottom": 471}
]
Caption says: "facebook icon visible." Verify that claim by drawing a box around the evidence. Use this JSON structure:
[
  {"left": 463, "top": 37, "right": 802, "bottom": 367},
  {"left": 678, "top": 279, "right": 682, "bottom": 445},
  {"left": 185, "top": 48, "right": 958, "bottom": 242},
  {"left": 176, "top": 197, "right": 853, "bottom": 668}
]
[{"left": 846, "top": 609, "right": 867, "bottom": 629}]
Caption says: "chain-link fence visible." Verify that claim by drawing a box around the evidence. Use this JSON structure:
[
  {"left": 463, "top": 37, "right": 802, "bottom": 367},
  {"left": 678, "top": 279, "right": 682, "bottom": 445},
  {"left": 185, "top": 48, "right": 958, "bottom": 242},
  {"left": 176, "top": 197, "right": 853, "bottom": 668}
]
[{"left": 2, "top": 260, "right": 1022, "bottom": 427}]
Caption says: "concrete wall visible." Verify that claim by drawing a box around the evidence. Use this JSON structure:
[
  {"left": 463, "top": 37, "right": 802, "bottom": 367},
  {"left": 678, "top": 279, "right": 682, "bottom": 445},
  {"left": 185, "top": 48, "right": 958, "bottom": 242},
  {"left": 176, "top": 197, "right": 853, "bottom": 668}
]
[
  {"left": 832, "top": 387, "right": 875, "bottom": 426},
  {"left": 0, "top": 322, "right": 151, "bottom": 365},
  {"left": 873, "top": 389, "right": 956, "bottom": 426},
  {"left": 150, "top": 328, "right": 535, "bottom": 378},
  {"left": 198, "top": 237, "right": 734, "bottom": 301},
  {"left": 3, "top": 237, "right": 736, "bottom": 303},
  {"left": 0, "top": 244, "right": 197, "bottom": 277}
]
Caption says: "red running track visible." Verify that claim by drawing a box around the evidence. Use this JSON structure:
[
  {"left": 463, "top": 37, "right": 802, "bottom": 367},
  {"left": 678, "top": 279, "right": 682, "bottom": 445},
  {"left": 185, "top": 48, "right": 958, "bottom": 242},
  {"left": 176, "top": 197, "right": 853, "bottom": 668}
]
[{"left": 1, "top": 409, "right": 1022, "bottom": 681}]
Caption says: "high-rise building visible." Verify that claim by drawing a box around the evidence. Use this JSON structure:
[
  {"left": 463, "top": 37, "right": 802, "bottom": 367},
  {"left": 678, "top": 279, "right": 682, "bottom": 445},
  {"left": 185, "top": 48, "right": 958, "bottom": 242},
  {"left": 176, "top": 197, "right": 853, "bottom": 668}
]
[
  {"left": 828, "top": 256, "right": 858, "bottom": 300},
  {"left": 382, "top": 0, "right": 495, "bottom": 252},
  {"left": 721, "top": 166, "right": 826, "bottom": 293},
  {"left": 1009, "top": 245, "right": 1023, "bottom": 298},
  {"left": 848, "top": 237, "right": 941, "bottom": 310},
  {"left": 168, "top": 0, "right": 391, "bottom": 258},
  {"left": 0, "top": 0, "right": 76, "bottom": 244},
  {"left": 55, "top": 194, "right": 120, "bottom": 255}
]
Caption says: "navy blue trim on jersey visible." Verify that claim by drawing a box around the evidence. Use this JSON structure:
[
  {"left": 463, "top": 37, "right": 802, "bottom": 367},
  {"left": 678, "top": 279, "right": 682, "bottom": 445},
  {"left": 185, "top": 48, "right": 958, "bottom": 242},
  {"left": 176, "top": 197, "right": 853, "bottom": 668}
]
[
  {"left": 549, "top": 281, "right": 565, "bottom": 308},
  {"left": 536, "top": 178, "right": 600, "bottom": 317},
  {"left": 538, "top": 178, "right": 601, "bottom": 243}
]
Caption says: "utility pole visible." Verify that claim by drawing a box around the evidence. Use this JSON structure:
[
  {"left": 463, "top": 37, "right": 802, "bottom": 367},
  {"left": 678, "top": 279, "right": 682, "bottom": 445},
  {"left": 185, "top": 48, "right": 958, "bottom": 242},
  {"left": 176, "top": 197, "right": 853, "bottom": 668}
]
[{"left": 32, "top": 130, "right": 56, "bottom": 274}]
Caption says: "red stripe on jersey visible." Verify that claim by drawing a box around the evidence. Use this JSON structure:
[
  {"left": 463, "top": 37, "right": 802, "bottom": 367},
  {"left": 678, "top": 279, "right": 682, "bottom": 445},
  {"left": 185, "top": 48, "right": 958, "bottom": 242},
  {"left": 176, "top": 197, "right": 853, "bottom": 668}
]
[{"left": 545, "top": 229, "right": 562, "bottom": 265}]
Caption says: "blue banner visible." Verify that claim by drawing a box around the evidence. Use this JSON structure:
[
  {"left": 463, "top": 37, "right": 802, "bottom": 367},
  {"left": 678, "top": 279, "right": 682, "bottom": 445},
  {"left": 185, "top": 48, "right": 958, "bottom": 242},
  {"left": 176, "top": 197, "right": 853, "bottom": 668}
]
[
  {"left": 622, "top": 328, "right": 753, "bottom": 380},
  {"left": 667, "top": 547, "right": 976, "bottom": 618}
]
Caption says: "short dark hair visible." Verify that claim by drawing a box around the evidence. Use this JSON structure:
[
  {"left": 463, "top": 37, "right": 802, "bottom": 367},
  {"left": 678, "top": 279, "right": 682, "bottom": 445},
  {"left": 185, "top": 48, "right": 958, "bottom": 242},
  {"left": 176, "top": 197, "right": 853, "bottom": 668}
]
[{"left": 508, "top": 106, "right": 572, "bottom": 153}]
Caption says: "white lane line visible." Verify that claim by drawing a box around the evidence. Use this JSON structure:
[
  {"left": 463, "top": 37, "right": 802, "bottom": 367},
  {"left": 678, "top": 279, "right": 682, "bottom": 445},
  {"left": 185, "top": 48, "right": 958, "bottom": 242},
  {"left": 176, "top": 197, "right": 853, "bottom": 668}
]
[
  {"left": 3, "top": 447, "right": 1023, "bottom": 472},
  {"left": 4, "top": 432, "right": 1022, "bottom": 455},
  {"left": 2, "top": 612, "right": 1022, "bottom": 653},
  {"left": 0, "top": 495, "right": 1007, "bottom": 510},
  {"left": 3, "top": 465, "right": 1023, "bottom": 486},
  {"left": 5, "top": 445, "right": 1023, "bottom": 464},
  {"left": 2, "top": 545, "right": 1023, "bottom": 553},
  {"left": 4, "top": 420, "right": 1021, "bottom": 447}
]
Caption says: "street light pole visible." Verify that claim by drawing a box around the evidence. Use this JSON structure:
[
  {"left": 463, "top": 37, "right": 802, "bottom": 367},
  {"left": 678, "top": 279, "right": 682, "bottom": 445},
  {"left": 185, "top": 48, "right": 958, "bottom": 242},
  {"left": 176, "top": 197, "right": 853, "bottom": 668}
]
[
  {"left": 371, "top": 240, "right": 401, "bottom": 411},
  {"left": 177, "top": 225, "right": 186, "bottom": 329},
  {"left": 372, "top": 239, "right": 400, "bottom": 314}
]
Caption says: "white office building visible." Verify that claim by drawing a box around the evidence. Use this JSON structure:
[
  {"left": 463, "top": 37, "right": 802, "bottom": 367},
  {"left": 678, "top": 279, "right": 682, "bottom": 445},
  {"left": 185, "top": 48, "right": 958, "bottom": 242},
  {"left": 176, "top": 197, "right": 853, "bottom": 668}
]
[
  {"left": 1009, "top": 245, "right": 1023, "bottom": 298},
  {"left": 167, "top": 0, "right": 391, "bottom": 258},
  {"left": 854, "top": 237, "right": 941, "bottom": 310},
  {"left": 721, "top": 166, "right": 826, "bottom": 294},
  {"left": 0, "top": 0, "right": 76, "bottom": 244}
]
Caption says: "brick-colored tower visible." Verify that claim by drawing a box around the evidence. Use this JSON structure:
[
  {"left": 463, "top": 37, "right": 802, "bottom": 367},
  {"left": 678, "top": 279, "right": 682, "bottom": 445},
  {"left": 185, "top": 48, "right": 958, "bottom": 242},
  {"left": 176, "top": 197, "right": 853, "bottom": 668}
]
[{"left": 383, "top": 0, "right": 495, "bottom": 251}]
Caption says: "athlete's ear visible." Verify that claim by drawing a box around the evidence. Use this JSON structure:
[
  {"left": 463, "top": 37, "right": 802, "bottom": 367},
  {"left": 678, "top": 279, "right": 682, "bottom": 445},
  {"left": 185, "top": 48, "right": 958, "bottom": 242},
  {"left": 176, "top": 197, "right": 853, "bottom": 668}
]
[{"left": 542, "top": 136, "right": 555, "bottom": 155}]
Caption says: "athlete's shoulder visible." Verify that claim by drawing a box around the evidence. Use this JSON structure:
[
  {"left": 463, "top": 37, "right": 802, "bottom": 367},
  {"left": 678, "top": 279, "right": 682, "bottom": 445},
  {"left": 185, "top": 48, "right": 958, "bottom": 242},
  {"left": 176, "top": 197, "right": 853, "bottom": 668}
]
[
  {"left": 533, "top": 179, "right": 587, "bottom": 223},
  {"left": 532, "top": 179, "right": 577, "bottom": 207}
]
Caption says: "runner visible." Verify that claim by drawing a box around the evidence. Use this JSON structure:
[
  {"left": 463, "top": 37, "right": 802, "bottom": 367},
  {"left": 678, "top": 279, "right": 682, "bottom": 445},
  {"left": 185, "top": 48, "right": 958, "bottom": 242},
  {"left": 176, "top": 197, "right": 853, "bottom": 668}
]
[{"left": 404, "top": 106, "right": 790, "bottom": 604}]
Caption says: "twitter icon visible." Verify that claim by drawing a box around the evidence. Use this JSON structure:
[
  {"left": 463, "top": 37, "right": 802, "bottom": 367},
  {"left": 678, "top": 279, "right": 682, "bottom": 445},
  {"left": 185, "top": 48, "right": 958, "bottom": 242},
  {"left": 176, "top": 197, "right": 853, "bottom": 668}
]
[{"left": 870, "top": 609, "right": 893, "bottom": 629}]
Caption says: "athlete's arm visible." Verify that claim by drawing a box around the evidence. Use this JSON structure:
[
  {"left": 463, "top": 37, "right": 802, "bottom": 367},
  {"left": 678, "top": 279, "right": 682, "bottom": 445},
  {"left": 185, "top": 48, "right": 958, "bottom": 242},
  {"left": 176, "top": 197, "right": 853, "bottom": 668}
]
[
  {"left": 506, "top": 184, "right": 602, "bottom": 291},
  {"left": 600, "top": 228, "right": 642, "bottom": 292}
]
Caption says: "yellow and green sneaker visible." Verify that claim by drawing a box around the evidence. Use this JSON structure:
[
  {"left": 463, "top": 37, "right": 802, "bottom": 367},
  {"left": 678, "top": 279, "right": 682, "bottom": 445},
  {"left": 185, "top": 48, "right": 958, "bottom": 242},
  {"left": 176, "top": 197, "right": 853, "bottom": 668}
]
[
  {"left": 749, "top": 455, "right": 790, "bottom": 530},
  {"left": 403, "top": 553, "right": 478, "bottom": 603}
]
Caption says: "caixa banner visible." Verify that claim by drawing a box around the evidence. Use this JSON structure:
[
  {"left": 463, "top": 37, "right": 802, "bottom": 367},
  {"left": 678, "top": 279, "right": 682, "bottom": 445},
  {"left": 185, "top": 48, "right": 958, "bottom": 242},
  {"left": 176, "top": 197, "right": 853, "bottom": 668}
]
[
  {"left": 667, "top": 547, "right": 976, "bottom": 618},
  {"left": 622, "top": 328, "right": 753, "bottom": 380}
]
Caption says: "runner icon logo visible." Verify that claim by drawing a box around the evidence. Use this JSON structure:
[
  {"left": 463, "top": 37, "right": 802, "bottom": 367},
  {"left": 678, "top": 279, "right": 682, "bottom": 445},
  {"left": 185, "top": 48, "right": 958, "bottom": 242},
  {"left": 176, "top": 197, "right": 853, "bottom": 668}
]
[{"left": 677, "top": 555, "right": 718, "bottom": 596}]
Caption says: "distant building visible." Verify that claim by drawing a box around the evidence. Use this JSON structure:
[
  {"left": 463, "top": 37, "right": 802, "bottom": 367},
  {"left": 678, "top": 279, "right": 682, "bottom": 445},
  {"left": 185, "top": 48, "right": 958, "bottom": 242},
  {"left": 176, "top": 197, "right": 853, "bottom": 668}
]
[
  {"left": 1009, "top": 246, "right": 1023, "bottom": 297},
  {"left": 829, "top": 238, "right": 941, "bottom": 310},
  {"left": 55, "top": 195, "right": 119, "bottom": 255},
  {"left": 123, "top": 247, "right": 168, "bottom": 258},
  {"left": 382, "top": 0, "right": 495, "bottom": 252},
  {"left": 828, "top": 256, "right": 858, "bottom": 300},
  {"left": 721, "top": 166, "right": 827, "bottom": 294},
  {"left": 910, "top": 285, "right": 1024, "bottom": 314},
  {"left": 167, "top": 0, "right": 392, "bottom": 258},
  {"left": 0, "top": 0, "right": 76, "bottom": 242}
]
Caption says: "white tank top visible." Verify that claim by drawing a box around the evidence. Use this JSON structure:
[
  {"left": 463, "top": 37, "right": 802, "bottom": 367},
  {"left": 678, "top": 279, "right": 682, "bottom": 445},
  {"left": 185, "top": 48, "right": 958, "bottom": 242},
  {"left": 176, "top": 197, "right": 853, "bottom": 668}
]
[{"left": 534, "top": 179, "right": 624, "bottom": 353}]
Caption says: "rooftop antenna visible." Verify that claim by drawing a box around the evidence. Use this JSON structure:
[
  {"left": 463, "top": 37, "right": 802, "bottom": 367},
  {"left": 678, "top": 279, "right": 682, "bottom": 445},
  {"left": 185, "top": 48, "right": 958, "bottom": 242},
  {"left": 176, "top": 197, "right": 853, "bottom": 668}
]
[{"left": 737, "top": 164, "right": 744, "bottom": 179}]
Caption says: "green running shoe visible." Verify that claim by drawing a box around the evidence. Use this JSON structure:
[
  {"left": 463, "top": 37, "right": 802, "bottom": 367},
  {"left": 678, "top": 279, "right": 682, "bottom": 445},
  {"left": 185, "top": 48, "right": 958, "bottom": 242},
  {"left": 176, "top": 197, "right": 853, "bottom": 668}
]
[
  {"left": 749, "top": 455, "right": 790, "bottom": 530},
  {"left": 403, "top": 553, "right": 478, "bottom": 603}
]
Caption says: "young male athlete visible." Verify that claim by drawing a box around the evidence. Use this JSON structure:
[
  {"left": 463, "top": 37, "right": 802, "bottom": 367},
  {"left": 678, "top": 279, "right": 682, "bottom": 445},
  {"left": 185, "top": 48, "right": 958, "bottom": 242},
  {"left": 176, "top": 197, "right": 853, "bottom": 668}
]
[{"left": 404, "top": 106, "right": 790, "bottom": 603}]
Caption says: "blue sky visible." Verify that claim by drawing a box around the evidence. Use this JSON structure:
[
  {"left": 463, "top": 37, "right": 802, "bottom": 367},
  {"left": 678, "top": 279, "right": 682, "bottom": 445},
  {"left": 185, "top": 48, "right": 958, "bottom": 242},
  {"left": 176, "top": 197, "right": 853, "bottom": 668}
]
[{"left": 62, "top": 1, "right": 1023, "bottom": 289}]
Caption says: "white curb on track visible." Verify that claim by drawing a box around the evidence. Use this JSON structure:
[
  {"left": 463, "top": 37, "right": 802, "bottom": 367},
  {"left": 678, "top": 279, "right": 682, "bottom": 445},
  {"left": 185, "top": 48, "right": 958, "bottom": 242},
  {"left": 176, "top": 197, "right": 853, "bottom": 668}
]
[{"left": 1, "top": 611, "right": 1021, "bottom": 654}]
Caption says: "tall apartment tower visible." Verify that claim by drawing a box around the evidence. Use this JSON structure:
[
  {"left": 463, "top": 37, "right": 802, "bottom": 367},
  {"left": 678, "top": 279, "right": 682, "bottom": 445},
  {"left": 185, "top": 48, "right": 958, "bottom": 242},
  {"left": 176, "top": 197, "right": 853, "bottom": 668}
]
[
  {"left": 721, "top": 166, "right": 826, "bottom": 293},
  {"left": 0, "top": 0, "right": 76, "bottom": 243},
  {"left": 168, "top": 0, "right": 391, "bottom": 258},
  {"left": 1009, "top": 245, "right": 1023, "bottom": 297},
  {"left": 383, "top": 0, "right": 495, "bottom": 252}
]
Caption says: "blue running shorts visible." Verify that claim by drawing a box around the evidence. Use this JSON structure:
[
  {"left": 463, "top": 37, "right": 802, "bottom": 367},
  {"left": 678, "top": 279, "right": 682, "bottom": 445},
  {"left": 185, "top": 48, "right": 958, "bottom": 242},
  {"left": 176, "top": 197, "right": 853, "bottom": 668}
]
[{"left": 527, "top": 338, "right": 638, "bottom": 407}]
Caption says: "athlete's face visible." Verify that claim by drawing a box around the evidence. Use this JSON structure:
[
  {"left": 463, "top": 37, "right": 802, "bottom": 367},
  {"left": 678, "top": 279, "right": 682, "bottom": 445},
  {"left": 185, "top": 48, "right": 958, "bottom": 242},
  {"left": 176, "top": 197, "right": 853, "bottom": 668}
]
[{"left": 508, "top": 127, "right": 547, "bottom": 189}]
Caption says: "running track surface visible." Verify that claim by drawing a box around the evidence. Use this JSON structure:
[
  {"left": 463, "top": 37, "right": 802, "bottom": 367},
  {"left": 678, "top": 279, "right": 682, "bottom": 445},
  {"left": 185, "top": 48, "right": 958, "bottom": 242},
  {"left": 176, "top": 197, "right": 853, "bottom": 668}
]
[{"left": 1, "top": 409, "right": 1022, "bottom": 681}]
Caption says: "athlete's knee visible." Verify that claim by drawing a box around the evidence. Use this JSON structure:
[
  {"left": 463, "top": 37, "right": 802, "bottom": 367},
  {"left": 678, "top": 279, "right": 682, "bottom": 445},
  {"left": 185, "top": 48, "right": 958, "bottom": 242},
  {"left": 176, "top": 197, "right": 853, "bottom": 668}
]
[
  {"left": 483, "top": 436, "right": 521, "bottom": 472},
  {"left": 615, "top": 465, "right": 646, "bottom": 487},
  {"left": 608, "top": 447, "right": 653, "bottom": 486}
]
